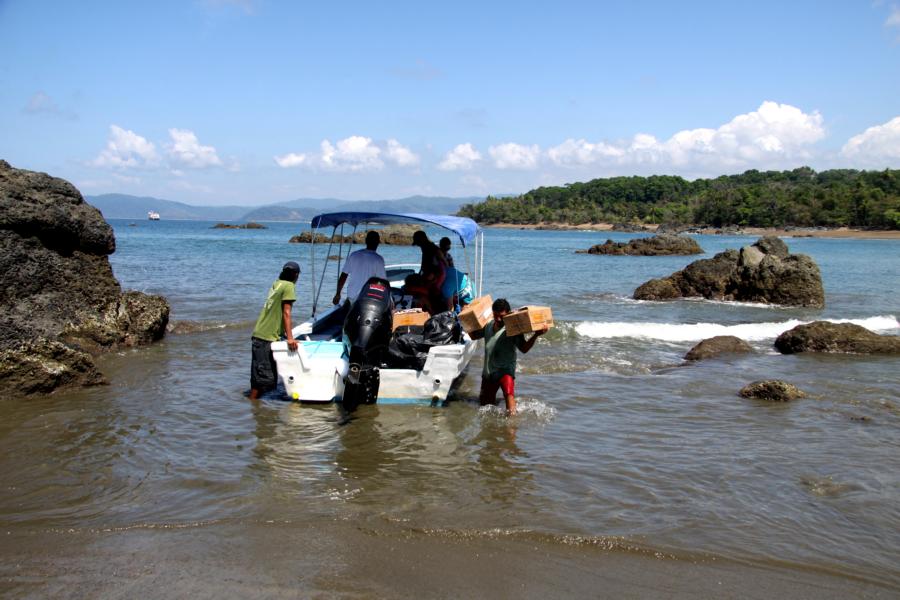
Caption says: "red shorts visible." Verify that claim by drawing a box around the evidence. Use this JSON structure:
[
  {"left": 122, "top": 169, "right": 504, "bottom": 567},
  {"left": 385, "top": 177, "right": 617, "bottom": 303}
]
[{"left": 480, "top": 374, "right": 515, "bottom": 400}]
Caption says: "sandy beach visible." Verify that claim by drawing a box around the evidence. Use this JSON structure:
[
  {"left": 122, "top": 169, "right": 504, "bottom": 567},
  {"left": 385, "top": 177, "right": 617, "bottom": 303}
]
[{"left": 488, "top": 222, "right": 900, "bottom": 239}]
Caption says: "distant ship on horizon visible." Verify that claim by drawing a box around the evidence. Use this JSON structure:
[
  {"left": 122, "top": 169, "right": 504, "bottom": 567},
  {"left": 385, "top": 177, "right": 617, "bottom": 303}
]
[{"left": 148, "top": 210, "right": 160, "bottom": 220}]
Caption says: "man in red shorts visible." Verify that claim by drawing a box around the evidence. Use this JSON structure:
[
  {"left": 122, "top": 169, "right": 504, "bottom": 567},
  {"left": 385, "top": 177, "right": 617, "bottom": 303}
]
[{"left": 479, "top": 298, "right": 547, "bottom": 416}]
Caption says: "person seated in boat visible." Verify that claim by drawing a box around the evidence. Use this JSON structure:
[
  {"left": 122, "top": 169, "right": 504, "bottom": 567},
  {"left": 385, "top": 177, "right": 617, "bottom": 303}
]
[
  {"left": 412, "top": 230, "right": 447, "bottom": 293},
  {"left": 402, "top": 273, "right": 438, "bottom": 314},
  {"left": 440, "top": 265, "right": 472, "bottom": 313},
  {"left": 479, "top": 298, "right": 548, "bottom": 416},
  {"left": 250, "top": 261, "right": 300, "bottom": 400},
  {"left": 439, "top": 236, "right": 455, "bottom": 268},
  {"left": 333, "top": 230, "right": 386, "bottom": 307}
]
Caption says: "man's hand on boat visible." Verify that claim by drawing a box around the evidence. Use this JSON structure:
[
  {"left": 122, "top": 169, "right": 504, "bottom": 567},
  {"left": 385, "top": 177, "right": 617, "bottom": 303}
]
[{"left": 287, "top": 338, "right": 298, "bottom": 351}]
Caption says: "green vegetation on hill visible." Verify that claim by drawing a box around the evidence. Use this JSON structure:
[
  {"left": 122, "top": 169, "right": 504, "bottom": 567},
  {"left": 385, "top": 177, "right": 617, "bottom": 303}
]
[{"left": 457, "top": 168, "right": 900, "bottom": 229}]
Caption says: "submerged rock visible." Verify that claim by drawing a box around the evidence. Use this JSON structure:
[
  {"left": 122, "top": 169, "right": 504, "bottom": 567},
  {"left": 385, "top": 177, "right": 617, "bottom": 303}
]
[
  {"left": 0, "top": 160, "right": 170, "bottom": 397},
  {"left": 739, "top": 380, "right": 806, "bottom": 402},
  {"left": 577, "top": 234, "right": 703, "bottom": 256},
  {"left": 684, "top": 336, "right": 753, "bottom": 361},
  {"left": 634, "top": 236, "right": 824, "bottom": 307},
  {"left": 775, "top": 321, "right": 900, "bottom": 354}
]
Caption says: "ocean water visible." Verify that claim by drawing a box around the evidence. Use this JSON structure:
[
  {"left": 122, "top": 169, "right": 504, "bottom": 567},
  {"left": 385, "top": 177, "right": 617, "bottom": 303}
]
[{"left": 1, "top": 219, "right": 899, "bottom": 596}]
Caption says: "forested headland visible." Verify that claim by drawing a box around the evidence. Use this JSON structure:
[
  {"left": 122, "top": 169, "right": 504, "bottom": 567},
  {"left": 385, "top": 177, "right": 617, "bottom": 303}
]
[{"left": 457, "top": 168, "right": 900, "bottom": 229}]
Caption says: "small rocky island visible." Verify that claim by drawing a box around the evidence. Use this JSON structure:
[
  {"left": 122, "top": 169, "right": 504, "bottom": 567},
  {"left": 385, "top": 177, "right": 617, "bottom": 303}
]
[
  {"left": 0, "top": 160, "right": 170, "bottom": 396},
  {"left": 290, "top": 224, "right": 421, "bottom": 245},
  {"left": 212, "top": 222, "right": 267, "bottom": 229},
  {"left": 634, "top": 236, "right": 824, "bottom": 307},
  {"left": 577, "top": 233, "right": 703, "bottom": 256}
]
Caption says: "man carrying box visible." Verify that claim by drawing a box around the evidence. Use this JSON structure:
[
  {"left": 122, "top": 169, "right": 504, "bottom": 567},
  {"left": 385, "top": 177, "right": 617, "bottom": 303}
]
[{"left": 479, "top": 298, "right": 548, "bottom": 416}]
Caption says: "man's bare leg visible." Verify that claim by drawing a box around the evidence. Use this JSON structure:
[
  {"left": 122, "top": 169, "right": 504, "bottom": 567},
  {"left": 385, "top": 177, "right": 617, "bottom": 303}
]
[{"left": 504, "top": 393, "right": 517, "bottom": 416}]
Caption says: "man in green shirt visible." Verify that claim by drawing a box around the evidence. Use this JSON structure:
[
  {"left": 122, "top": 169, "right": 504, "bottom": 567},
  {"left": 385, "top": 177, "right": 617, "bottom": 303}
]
[
  {"left": 250, "top": 261, "right": 300, "bottom": 400},
  {"left": 479, "top": 298, "right": 547, "bottom": 416}
]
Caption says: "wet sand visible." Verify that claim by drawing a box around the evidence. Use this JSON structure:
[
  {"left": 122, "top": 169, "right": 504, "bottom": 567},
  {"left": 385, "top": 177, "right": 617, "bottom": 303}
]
[
  {"left": 489, "top": 222, "right": 900, "bottom": 239},
  {"left": 2, "top": 521, "right": 896, "bottom": 598}
]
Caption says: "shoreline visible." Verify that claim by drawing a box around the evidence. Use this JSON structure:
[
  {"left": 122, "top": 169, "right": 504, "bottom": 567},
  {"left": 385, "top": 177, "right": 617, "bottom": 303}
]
[{"left": 487, "top": 222, "right": 900, "bottom": 239}]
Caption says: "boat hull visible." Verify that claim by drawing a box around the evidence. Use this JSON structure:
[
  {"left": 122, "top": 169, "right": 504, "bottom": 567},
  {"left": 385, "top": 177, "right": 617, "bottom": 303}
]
[{"left": 271, "top": 337, "right": 479, "bottom": 404}]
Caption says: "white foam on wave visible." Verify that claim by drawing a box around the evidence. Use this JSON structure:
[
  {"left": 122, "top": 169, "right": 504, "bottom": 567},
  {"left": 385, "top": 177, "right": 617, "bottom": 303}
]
[{"left": 575, "top": 315, "right": 899, "bottom": 343}]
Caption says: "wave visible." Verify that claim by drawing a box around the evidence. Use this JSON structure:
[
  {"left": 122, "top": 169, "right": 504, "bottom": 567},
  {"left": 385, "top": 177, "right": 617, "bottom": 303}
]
[{"left": 575, "top": 315, "right": 899, "bottom": 343}]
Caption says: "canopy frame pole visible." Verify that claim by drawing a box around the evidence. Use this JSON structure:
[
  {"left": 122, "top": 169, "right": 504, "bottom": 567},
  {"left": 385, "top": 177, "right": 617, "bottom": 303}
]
[{"left": 311, "top": 225, "right": 337, "bottom": 318}]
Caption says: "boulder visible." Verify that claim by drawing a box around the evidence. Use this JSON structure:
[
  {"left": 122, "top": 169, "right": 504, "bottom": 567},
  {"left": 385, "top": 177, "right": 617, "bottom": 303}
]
[
  {"left": 633, "top": 236, "right": 824, "bottom": 307},
  {"left": 739, "top": 380, "right": 806, "bottom": 402},
  {"left": 0, "top": 160, "right": 170, "bottom": 396},
  {"left": 577, "top": 234, "right": 703, "bottom": 256},
  {"left": 684, "top": 336, "right": 754, "bottom": 361},
  {"left": 774, "top": 321, "right": 900, "bottom": 354}
]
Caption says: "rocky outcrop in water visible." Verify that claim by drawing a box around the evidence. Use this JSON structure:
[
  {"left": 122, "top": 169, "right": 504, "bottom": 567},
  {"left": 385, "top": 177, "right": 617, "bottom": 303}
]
[
  {"left": 290, "top": 224, "right": 422, "bottom": 245},
  {"left": 684, "top": 336, "right": 754, "bottom": 361},
  {"left": 212, "top": 222, "right": 266, "bottom": 229},
  {"left": 739, "top": 380, "right": 806, "bottom": 402},
  {"left": 0, "top": 160, "right": 169, "bottom": 397},
  {"left": 774, "top": 321, "right": 900, "bottom": 354},
  {"left": 633, "top": 236, "right": 824, "bottom": 307},
  {"left": 577, "top": 234, "right": 703, "bottom": 256}
]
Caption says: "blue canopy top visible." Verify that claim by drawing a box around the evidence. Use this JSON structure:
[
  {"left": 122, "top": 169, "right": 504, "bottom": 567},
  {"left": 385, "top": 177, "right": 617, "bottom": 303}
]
[{"left": 310, "top": 211, "right": 480, "bottom": 247}]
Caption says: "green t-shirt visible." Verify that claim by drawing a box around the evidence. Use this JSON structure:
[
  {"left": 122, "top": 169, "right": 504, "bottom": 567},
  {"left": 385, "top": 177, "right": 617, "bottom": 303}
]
[
  {"left": 252, "top": 279, "right": 297, "bottom": 341},
  {"left": 482, "top": 320, "right": 526, "bottom": 380}
]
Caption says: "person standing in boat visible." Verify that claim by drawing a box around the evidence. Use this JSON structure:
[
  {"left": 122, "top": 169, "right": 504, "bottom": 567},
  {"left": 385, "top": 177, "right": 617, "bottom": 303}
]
[
  {"left": 479, "top": 298, "right": 547, "bottom": 416},
  {"left": 412, "top": 231, "right": 447, "bottom": 302},
  {"left": 439, "top": 236, "right": 455, "bottom": 268},
  {"left": 332, "top": 231, "right": 386, "bottom": 307},
  {"left": 250, "top": 261, "right": 300, "bottom": 400}
]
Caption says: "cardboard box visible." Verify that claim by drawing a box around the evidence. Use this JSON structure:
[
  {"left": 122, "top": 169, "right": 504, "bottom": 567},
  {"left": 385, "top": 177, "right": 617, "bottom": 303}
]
[
  {"left": 502, "top": 305, "right": 554, "bottom": 337},
  {"left": 458, "top": 295, "right": 493, "bottom": 339},
  {"left": 392, "top": 308, "right": 430, "bottom": 331}
]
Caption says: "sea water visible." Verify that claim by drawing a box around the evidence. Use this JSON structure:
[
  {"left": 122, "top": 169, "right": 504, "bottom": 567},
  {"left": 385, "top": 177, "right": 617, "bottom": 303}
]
[{"left": 1, "top": 219, "right": 898, "bottom": 595}]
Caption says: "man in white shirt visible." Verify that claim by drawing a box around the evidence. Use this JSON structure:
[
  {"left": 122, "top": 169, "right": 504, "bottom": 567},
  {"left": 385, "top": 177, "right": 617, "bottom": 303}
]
[{"left": 332, "top": 230, "right": 387, "bottom": 305}]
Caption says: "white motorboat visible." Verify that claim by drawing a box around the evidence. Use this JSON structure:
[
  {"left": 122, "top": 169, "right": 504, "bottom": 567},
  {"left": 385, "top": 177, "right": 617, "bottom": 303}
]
[
  {"left": 271, "top": 211, "right": 485, "bottom": 406},
  {"left": 148, "top": 210, "right": 160, "bottom": 220}
]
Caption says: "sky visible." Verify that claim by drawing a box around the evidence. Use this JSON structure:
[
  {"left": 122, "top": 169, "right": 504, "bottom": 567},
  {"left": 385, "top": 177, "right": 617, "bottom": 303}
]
[{"left": 1, "top": 0, "right": 899, "bottom": 206}]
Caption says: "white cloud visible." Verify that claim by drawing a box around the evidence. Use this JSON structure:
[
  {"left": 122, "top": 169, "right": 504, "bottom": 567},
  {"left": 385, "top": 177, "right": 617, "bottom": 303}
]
[
  {"left": 277, "top": 136, "right": 419, "bottom": 172},
  {"left": 23, "top": 91, "right": 76, "bottom": 120},
  {"left": 547, "top": 138, "right": 624, "bottom": 166},
  {"left": 489, "top": 143, "right": 541, "bottom": 170},
  {"left": 321, "top": 136, "right": 383, "bottom": 171},
  {"left": 438, "top": 143, "right": 482, "bottom": 171},
  {"left": 92, "top": 125, "right": 159, "bottom": 168},
  {"left": 546, "top": 101, "right": 825, "bottom": 173},
  {"left": 840, "top": 116, "right": 900, "bottom": 166},
  {"left": 385, "top": 139, "right": 420, "bottom": 167},
  {"left": 167, "top": 128, "right": 222, "bottom": 168},
  {"left": 887, "top": 6, "right": 900, "bottom": 27},
  {"left": 274, "top": 152, "right": 309, "bottom": 168}
]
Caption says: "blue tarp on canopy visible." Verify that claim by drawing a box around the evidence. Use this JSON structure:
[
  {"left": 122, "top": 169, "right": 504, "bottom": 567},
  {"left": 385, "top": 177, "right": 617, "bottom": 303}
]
[{"left": 310, "top": 212, "right": 480, "bottom": 247}]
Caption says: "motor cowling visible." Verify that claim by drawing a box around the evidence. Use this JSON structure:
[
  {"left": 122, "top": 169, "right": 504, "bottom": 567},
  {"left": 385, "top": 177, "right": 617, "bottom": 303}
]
[{"left": 341, "top": 277, "right": 393, "bottom": 411}]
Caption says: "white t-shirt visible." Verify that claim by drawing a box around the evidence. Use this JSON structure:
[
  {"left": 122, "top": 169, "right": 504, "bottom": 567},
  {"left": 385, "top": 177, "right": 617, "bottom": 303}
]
[{"left": 342, "top": 248, "right": 387, "bottom": 302}]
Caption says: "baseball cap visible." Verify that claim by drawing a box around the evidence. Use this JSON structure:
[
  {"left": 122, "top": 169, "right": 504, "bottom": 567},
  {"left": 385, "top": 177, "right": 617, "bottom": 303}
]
[{"left": 282, "top": 261, "right": 301, "bottom": 273}]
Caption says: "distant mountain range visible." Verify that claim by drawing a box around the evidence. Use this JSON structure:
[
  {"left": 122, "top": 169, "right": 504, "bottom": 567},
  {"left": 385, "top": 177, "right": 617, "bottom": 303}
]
[{"left": 86, "top": 193, "right": 487, "bottom": 222}]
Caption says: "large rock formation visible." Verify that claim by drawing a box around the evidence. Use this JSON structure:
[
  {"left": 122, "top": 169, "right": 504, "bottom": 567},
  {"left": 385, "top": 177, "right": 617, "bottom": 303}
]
[
  {"left": 633, "top": 236, "right": 824, "bottom": 307},
  {"left": 684, "top": 335, "right": 754, "bottom": 361},
  {"left": 0, "top": 160, "right": 169, "bottom": 396},
  {"left": 577, "top": 234, "right": 703, "bottom": 256},
  {"left": 775, "top": 321, "right": 900, "bottom": 354}
]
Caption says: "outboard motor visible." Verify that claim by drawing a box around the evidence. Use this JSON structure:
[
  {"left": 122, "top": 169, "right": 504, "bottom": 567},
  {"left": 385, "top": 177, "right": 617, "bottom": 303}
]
[{"left": 341, "top": 277, "right": 393, "bottom": 411}]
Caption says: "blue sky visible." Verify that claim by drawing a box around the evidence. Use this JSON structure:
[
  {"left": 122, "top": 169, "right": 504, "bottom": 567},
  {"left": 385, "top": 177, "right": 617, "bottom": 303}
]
[{"left": 1, "top": 0, "right": 899, "bottom": 206}]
